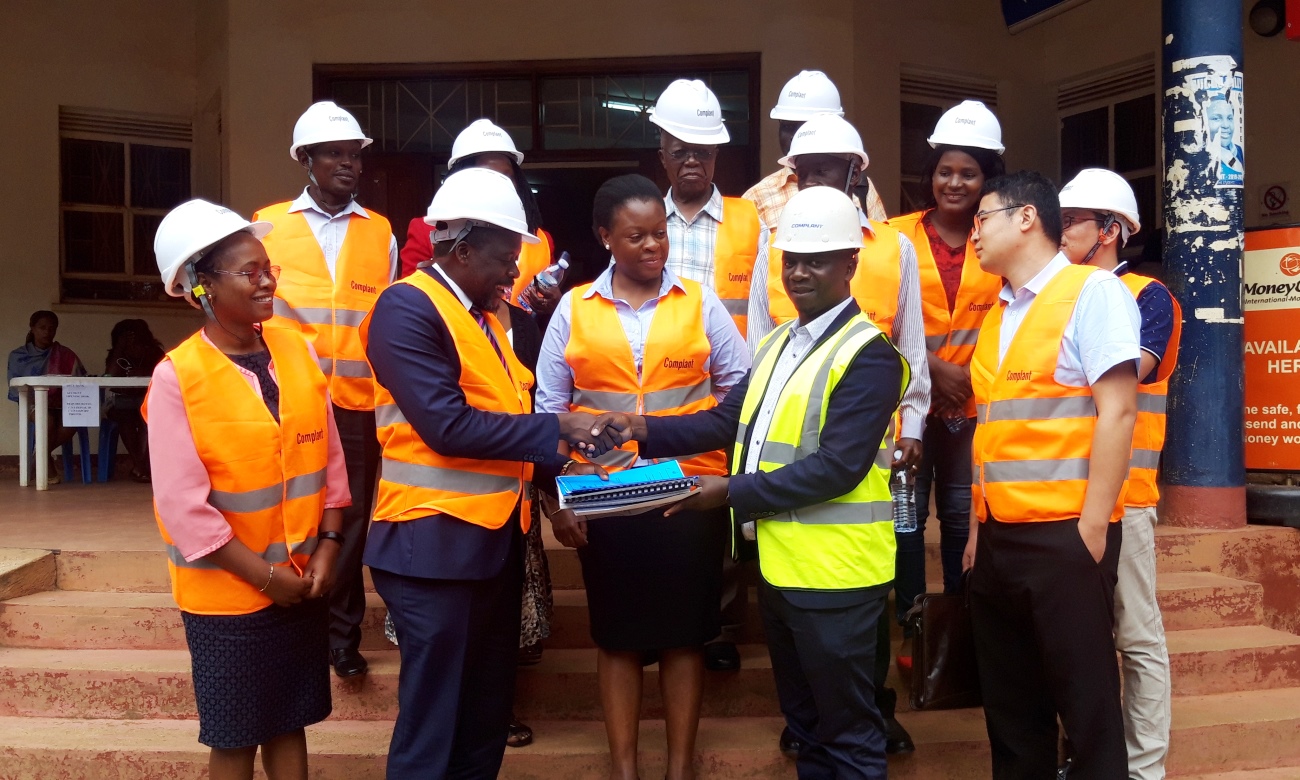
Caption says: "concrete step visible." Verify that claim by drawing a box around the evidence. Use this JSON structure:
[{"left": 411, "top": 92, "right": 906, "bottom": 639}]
[
  {"left": 0, "top": 591, "right": 392, "bottom": 651},
  {"left": 0, "top": 645, "right": 781, "bottom": 722},
  {"left": 0, "top": 550, "right": 55, "bottom": 601},
  {"left": 1158, "top": 572, "right": 1264, "bottom": 631},
  {"left": 1167, "top": 626, "right": 1300, "bottom": 696},
  {"left": 1, "top": 687, "right": 1299, "bottom": 778}
]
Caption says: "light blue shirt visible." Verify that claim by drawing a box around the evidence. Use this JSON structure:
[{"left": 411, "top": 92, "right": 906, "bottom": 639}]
[
  {"left": 535, "top": 266, "right": 751, "bottom": 434},
  {"left": 997, "top": 253, "right": 1142, "bottom": 386}
]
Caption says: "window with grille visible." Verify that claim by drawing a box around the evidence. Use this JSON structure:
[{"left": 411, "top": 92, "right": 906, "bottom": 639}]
[
  {"left": 1058, "top": 57, "right": 1158, "bottom": 260},
  {"left": 59, "top": 107, "right": 193, "bottom": 303}
]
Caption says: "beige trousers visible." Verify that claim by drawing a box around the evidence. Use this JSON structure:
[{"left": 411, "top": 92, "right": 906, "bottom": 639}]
[{"left": 1113, "top": 504, "right": 1171, "bottom": 780}]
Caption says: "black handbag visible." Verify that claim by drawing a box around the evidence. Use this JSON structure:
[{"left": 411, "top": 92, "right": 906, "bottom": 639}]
[{"left": 903, "top": 571, "right": 982, "bottom": 710}]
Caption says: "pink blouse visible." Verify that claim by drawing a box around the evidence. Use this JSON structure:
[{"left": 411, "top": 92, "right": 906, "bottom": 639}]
[{"left": 146, "top": 335, "right": 351, "bottom": 562}]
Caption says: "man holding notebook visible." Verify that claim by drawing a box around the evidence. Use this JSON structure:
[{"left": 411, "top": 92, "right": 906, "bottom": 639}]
[{"left": 589, "top": 186, "right": 908, "bottom": 780}]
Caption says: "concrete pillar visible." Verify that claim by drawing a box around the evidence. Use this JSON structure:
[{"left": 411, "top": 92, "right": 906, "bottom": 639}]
[{"left": 1160, "top": 0, "right": 1247, "bottom": 528}]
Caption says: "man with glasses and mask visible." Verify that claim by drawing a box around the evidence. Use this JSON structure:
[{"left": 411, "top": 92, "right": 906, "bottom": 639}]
[
  {"left": 965, "top": 170, "right": 1140, "bottom": 780},
  {"left": 649, "top": 79, "right": 767, "bottom": 675},
  {"left": 254, "top": 101, "right": 399, "bottom": 681}
]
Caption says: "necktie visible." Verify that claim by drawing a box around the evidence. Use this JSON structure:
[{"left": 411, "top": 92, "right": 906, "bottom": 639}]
[{"left": 469, "top": 307, "right": 508, "bottom": 369}]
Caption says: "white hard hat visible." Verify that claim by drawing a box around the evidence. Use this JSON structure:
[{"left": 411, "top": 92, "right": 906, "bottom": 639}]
[
  {"left": 773, "top": 186, "right": 863, "bottom": 253},
  {"left": 649, "top": 79, "right": 730, "bottom": 145},
  {"left": 289, "top": 101, "right": 373, "bottom": 162},
  {"left": 927, "top": 100, "right": 1005, "bottom": 154},
  {"left": 424, "top": 167, "right": 539, "bottom": 245},
  {"left": 154, "top": 199, "right": 273, "bottom": 297},
  {"left": 778, "top": 113, "right": 869, "bottom": 170},
  {"left": 770, "top": 70, "right": 844, "bottom": 121},
  {"left": 448, "top": 118, "right": 525, "bottom": 169},
  {"left": 1059, "top": 168, "right": 1141, "bottom": 244}
]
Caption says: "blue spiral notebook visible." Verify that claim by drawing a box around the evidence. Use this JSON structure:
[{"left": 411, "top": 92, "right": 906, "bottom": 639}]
[{"left": 555, "top": 461, "right": 699, "bottom": 518}]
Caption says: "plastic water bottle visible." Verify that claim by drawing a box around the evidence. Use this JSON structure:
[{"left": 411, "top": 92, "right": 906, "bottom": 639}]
[
  {"left": 942, "top": 410, "right": 972, "bottom": 434},
  {"left": 518, "top": 252, "right": 570, "bottom": 312},
  {"left": 891, "top": 467, "right": 918, "bottom": 534}
]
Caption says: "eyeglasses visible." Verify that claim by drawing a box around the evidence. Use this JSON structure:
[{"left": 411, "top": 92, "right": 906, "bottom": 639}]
[
  {"left": 668, "top": 147, "right": 716, "bottom": 163},
  {"left": 208, "top": 266, "right": 281, "bottom": 284},
  {"left": 973, "top": 204, "right": 1025, "bottom": 227},
  {"left": 1061, "top": 214, "right": 1110, "bottom": 230}
]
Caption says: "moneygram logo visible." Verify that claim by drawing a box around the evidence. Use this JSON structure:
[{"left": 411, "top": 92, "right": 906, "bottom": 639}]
[{"left": 1281, "top": 253, "right": 1300, "bottom": 277}]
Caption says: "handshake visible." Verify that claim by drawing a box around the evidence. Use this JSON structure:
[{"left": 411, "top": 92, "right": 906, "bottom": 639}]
[{"left": 556, "top": 412, "right": 647, "bottom": 458}]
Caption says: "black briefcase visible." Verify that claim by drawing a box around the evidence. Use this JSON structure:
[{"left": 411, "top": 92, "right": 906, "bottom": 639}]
[{"left": 903, "top": 573, "right": 982, "bottom": 710}]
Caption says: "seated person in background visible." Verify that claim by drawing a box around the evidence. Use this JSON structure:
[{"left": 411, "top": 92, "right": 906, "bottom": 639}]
[
  {"left": 7, "top": 310, "right": 87, "bottom": 482},
  {"left": 105, "top": 319, "right": 165, "bottom": 482}
]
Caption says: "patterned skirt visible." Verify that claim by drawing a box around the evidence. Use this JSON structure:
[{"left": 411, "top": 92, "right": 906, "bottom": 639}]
[{"left": 181, "top": 597, "right": 332, "bottom": 749}]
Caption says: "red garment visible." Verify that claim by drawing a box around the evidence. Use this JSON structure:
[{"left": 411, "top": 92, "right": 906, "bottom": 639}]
[{"left": 921, "top": 212, "right": 968, "bottom": 313}]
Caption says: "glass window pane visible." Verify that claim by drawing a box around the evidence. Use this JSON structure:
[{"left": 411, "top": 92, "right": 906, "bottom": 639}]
[
  {"left": 61, "top": 139, "right": 125, "bottom": 206},
  {"left": 331, "top": 77, "right": 532, "bottom": 154},
  {"left": 133, "top": 214, "right": 164, "bottom": 274},
  {"left": 1114, "top": 95, "right": 1156, "bottom": 173},
  {"left": 63, "top": 210, "right": 125, "bottom": 273},
  {"left": 900, "top": 102, "right": 946, "bottom": 178},
  {"left": 1060, "top": 107, "right": 1109, "bottom": 181},
  {"left": 131, "top": 145, "right": 191, "bottom": 209}
]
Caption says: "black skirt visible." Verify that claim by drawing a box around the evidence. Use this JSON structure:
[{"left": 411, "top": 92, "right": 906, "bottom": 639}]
[
  {"left": 182, "top": 597, "right": 332, "bottom": 749},
  {"left": 577, "top": 505, "right": 727, "bottom": 652}
]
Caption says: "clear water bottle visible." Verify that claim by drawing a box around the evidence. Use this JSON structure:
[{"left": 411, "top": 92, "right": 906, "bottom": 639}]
[
  {"left": 891, "top": 468, "right": 918, "bottom": 533},
  {"left": 942, "top": 409, "right": 972, "bottom": 434},
  {"left": 518, "top": 252, "right": 570, "bottom": 312}
]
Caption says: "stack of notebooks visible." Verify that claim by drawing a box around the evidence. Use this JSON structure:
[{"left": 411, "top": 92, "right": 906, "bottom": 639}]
[{"left": 555, "top": 461, "right": 699, "bottom": 518}]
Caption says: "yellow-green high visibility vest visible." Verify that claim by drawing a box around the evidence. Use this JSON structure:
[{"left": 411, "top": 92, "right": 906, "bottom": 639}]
[{"left": 733, "top": 312, "right": 909, "bottom": 591}]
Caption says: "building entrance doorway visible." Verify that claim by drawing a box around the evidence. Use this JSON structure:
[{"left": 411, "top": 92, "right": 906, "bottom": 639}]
[{"left": 316, "top": 54, "right": 760, "bottom": 286}]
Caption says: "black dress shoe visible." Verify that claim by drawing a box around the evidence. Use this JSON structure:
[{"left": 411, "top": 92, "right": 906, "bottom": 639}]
[
  {"left": 884, "top": 716, "right": 915, "bottom": 755},
  {"left": 331, "top": 648, "right": 369, "bottom": 678},
  {"left": 703, "top": 641, "right": 741, "bottom": 671},
  {"left": 778, "top": 726, "right": 803, "bottom": 758}
]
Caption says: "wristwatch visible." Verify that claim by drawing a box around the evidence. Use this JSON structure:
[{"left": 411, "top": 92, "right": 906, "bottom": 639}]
[{"left": 318, "top": 531, "right": 346, "bottom": 546}]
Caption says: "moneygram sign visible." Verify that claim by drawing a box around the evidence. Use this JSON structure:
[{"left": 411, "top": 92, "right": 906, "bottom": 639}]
[{"left": 1243, "top": 226, "right": 1300, "bottom": 470}]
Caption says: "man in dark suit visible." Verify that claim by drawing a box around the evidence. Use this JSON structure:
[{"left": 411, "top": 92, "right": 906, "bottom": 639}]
[
  {"left": 592, "top": 186, "right": 908, "bottom": 780},
  {"left": 361, "top": 167, "right": 609, "bottom": 779}
]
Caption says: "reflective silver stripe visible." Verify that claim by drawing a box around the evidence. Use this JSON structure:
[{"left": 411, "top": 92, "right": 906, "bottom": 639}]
[
  {"left": 589, "top": 447, "right": 639, "bottom": 469},
  {"left": 1137, "top": 394, "right": 1167, "bottom": 414},
  {"left": 925, "top": 334, "right": 947, "bottom": 351},
  {"left": 798, "top": 321, "right": 879, "bottom": 456},
  {"left": 208, "top": 482, "right": 284, "bottom": 514},
  {"left": 1130, "top": 448, "right": 1161, "bottom": 470},
  {"left": 285, "top": 468, "right": 327, "bottom": 501},
  {"left": 948, "top": 328, "right": 981, "bottom": 348},
  {"left": 166, "top": 545, "right": 221, "bottom": 570},
  {"left": 272, "top": 299, "right": 300, "bottom": 322},
  {"left": 571, "top": 388, "right": 637, "bottom": 413},
  {"left": 375, "top": 403, "right": 408, "bottom": 427},
  {"left": 758, "top": 441, "right": 798, "bottom": 466},
  {"left": 752, "top": 321, "right": 795, "bottom": 368},
  {"left": 165, "top": 536, "right": 318, "bottom": 570},
  {"left": 643, "top": 379, "right": 712, "bottom": 414},
  {"left": 766, "top": 501, "right": 893, "bottom": 525},
  {"left": 984, "top": 396, "right": 1096, "bottom": 422},
  {"left": 983, "top": 458, "right": 1090, "bottom": 483},
  {"left": 381, "top": 457, "right": 518, "bottom": 495},
  {"left": 719, "top": 298, "right": 748, "bottom": 317},
  {"left": 976, "top": 403, "right": 988, "bottom": 423},
  {"left": 334, "top": 309, "right": 369, "bottom": 327},
  {"left": 331, "top": 359, "right": 373, "bottom": 378},
  {"left": 972, "top": 463, "right": 980, "bottom": 483},
  {"left": 291, "top": 536, "right": 319, "bottom": 557}
]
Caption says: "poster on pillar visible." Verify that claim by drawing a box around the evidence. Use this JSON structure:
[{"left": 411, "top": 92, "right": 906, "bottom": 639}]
[
  {"left": 1167, "top": 56, "right": 1244, "bottom": 189},
  {"left": 1243, "top": 225, "right": 1300, "bottom": 470}
]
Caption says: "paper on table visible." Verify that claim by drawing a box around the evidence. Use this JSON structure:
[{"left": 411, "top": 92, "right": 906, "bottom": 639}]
[{"left": 61, "top": 384, "right": 99, "bottom": 427}]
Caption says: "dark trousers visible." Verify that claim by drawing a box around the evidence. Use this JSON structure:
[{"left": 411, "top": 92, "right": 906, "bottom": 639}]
[
  {"left": 759, "top": 582, "right": 888, "bottom": 780},
  {"left": 714, "top": 554, "right": 757, "bottom": 644},
  {"left": 371, "top": 531, "right": 523, "bottom": 780},
  {"left": 970, "top": 517, "right": 1126, "bottom": 780},
  {"left": 895, "top": 415, "right": 973, "bottom": 622},
  {"left": 329, "top": 406, "right": 380, "bottom": 654}
]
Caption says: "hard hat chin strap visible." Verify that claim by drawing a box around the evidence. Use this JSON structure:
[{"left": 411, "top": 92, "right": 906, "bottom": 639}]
[
  {"left": 305, "top": 154, "right": 358, "bottom": 201},
  {"left": 1081, "top": 214, "right": 1118, "bottom": 265}
]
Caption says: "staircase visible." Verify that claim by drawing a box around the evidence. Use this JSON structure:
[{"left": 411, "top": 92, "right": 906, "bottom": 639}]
[{"left": 2, "top": 516, "right": 1300, "bottom": 778}]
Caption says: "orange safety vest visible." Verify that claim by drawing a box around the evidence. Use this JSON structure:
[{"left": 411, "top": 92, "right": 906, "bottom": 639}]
[
  {"left": 971, "top": 264, "right": 1124, "bottom": 524},
  {"left": 565, "top": 278, "right": 727, "bottom": 476},
  {"left": 890, "top": 210, "right": 1002, "bottom": 417},
  {"left": 362, "top": 270, "right": 535, "bottom": 531},
  {"left": 1120, "top": 272, "right": 1181, "bottom": 507},
  {"left": 509, "top": 228, "right": 554, "bottom": 304},
  {"left": 767, "top": 221, "right": 903, "bottom": 338},
  {"left": 254, "top": 201, "right": 393, "bottom": 412},
  {"left": 712, "top": 197, "right": 764, "bottom": 337},
  {"left": 144, "top": 328, "right": 330, "bottom": 615}
]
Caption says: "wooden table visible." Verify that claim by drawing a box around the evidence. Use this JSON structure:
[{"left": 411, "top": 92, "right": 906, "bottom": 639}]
[{"left": 9, "top": 375, "right": 151, "bottom": 490}]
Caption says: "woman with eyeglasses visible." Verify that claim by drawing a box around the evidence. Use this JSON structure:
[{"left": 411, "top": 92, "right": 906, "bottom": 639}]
[
  {"left": 144, "top": 199, "right": 350, "bottom": 780},
  {"left": 886, "top": 101, "right": 1007, "bottom": 664}
]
